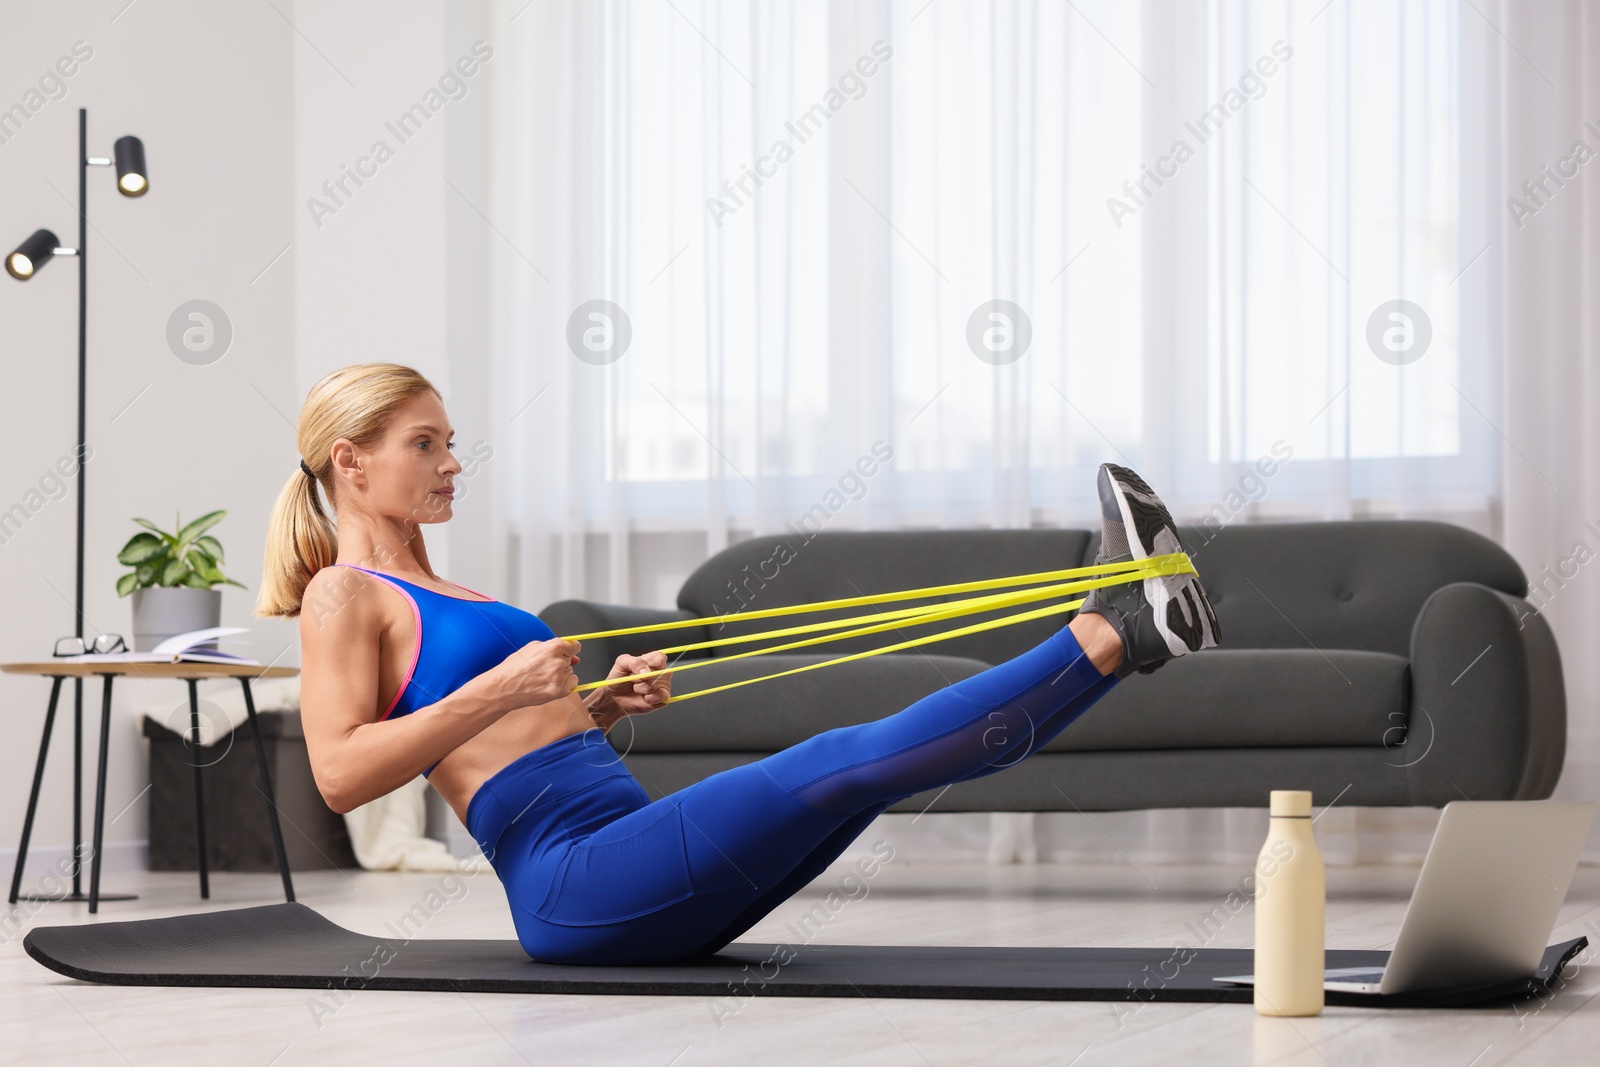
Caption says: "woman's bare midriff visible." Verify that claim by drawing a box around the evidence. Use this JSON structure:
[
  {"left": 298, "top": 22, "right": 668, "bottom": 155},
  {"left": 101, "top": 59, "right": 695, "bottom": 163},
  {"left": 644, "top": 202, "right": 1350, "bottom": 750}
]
[
  {"left": 363, "top": 576, "right": 597, "bottom": 826},
  {"left": 426, "top": 696, "right": 596, "bottom": 826}
]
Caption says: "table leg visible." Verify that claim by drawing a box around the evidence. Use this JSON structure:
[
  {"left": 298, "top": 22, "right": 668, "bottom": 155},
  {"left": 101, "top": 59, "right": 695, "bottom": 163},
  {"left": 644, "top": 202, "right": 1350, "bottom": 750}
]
[
  {"left": 9, "top": 676, "right": 64, "bottom": 904},
  {"left": 73, "top": 676, "right": 82, "bottom": 897},
  {"left": 186, "top": 678, "right": 209, "bottom": 900},
  {"left": 240, "top": 679, "right": 295, "bottom": 902},
  {"left": 88, "top": 674, "right": 113, "bottom": 914},
  {"left": 13, "top": 675, "right": 134, "bottom": 908}
]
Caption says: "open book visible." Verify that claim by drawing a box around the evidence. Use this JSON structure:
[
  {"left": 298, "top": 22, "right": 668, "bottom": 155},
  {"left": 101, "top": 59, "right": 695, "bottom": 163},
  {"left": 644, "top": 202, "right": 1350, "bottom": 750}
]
[{"left": 58, "top": 626, "right": 260, "bottom": 666}]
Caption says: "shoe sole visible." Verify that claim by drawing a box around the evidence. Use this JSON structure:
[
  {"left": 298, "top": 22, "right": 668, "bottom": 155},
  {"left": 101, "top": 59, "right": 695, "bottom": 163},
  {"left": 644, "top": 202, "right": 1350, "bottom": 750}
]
[{"left": 1100, "top": 464, "right": 1222, "bottom": 656}]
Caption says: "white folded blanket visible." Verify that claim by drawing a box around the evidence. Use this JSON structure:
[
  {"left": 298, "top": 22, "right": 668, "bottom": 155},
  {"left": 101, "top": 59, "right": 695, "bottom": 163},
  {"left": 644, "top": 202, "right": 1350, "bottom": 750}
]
[{"left": 339, "top": 774, "right": 473, "bottom": 872}]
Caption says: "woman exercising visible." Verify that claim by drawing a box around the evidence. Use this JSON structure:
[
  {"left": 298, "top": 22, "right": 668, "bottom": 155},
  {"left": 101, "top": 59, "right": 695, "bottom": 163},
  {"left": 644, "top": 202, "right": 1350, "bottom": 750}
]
[{"left": 258, "top": 363, "right": 1221, "bottom": 966}]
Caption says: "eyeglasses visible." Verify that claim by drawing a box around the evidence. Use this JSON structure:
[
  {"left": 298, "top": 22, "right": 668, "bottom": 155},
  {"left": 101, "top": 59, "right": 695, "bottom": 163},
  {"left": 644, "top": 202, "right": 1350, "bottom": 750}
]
[{"left": 54, "top": 634, "right": 127, "bottom": 657}]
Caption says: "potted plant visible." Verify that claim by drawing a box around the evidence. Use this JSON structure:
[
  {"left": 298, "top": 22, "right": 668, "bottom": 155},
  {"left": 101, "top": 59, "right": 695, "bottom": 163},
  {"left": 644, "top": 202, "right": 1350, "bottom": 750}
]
[{"left": 117, "top": 509, "right": 249, "bottom": 652}]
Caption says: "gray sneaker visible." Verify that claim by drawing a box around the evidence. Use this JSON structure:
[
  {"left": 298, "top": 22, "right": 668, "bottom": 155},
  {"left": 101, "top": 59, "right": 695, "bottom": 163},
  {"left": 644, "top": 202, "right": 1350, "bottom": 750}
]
[{"left": 1076, "top": 463, "right": 1221, "bottom": 678}]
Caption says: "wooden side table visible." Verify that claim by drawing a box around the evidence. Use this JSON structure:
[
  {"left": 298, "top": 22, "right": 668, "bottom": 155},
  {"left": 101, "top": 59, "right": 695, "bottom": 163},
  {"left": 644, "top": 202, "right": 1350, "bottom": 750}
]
[{"left": 2, "top": 662, "right": 301, "bottom": 913}]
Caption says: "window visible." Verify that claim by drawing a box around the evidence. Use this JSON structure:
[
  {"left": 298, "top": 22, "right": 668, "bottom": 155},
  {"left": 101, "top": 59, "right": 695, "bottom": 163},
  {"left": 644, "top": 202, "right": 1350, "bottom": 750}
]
[{"left": 501, "top": 0, "right": 1499, "bottom": 529}]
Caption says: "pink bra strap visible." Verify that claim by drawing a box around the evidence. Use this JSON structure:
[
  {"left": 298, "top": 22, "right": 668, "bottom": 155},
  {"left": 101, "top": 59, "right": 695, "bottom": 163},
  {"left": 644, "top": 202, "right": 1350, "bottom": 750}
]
[{"left": 448, "top": 579, "right": 494, "bottom": 601}]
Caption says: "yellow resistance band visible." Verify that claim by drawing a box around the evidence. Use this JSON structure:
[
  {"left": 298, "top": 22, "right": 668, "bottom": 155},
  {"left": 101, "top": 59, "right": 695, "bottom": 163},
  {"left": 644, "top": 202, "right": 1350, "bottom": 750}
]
[{"left": 565, "top": 551, "right": 1194, "bottom": 704}]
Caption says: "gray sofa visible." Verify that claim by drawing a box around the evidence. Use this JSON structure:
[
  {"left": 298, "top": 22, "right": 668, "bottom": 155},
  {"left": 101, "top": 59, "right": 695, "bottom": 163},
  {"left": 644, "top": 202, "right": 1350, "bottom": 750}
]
[{"left": 539, "top": 520, "right": 1566, "bottom": 814}]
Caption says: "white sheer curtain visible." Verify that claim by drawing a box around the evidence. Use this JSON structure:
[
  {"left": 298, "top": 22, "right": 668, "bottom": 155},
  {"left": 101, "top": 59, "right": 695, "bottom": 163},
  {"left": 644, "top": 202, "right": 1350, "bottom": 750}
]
[
  {"left": 1496, "top": 0, "right": 1600, "bottom": 860},
  {"left": 484, "top": 0, "right": 1576, "bottom": 865}
]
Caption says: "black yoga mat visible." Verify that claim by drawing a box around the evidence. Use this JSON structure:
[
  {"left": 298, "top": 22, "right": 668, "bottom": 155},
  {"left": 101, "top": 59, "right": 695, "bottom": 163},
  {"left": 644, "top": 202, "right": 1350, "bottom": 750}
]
[{"left": 24, "top": 902, "right": 1586, "bottom": 1007}]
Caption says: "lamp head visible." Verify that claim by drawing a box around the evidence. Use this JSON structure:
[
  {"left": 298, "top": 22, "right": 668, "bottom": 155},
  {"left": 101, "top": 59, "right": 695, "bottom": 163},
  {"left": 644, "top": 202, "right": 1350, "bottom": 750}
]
[
  {"left": 6, "top": 229, "right": 60, "bottom": 281},
  {"left": 113, "top": 135, "right": 148, "bottom": 197}
]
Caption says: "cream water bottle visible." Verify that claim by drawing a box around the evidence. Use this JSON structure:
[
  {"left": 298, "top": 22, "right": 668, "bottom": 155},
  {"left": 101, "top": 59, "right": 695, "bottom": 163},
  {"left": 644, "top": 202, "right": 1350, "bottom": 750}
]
[{"left": 1252, "top": 789, "right": 1325, "bottom": 1016}]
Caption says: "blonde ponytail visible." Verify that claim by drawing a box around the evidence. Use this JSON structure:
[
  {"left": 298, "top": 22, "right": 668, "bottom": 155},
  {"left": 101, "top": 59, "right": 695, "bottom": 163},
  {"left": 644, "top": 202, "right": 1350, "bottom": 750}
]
[{"left": 254, "top": 363, "right": 441, "bottom": 618}]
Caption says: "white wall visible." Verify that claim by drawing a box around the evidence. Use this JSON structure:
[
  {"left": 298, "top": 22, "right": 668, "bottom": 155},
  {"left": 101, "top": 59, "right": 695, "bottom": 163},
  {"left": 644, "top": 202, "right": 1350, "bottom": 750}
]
[
  {"left": 0, "top": 1, "right": 297, "bottom": 879},
  {"left": 0, "top": 0, "right": 505, "bottom": 879},
  {"left": 292, "top": 1, "right": 452, "bottom": 450}
]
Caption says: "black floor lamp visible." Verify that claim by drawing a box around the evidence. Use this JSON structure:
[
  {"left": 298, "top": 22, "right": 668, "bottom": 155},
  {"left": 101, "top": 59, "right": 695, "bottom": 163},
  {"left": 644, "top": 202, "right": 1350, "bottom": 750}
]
[{"left": 6, "top": 107, "right": 148, "bottom": 903}]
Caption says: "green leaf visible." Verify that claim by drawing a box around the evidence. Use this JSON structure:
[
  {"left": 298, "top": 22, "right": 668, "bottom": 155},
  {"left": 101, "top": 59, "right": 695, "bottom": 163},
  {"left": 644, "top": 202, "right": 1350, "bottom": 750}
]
[
  {"left": 175, "top": 510, "right": 226, "bottom": 548},
  {"left": 123, "top": 511, "right": 235, "bottom": 590},
  {"left": 117, "top": 532, "right": 167, "bottom": 565}
]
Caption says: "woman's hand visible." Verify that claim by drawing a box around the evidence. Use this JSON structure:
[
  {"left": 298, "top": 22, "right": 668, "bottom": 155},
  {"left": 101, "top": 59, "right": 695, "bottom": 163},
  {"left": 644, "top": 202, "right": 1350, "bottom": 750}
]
[
  {"left": 476, "top": 637, "right": 583, "bottom": 713},
  {"left": 588, "top": 651, "right": 673, "bottom": 724}
]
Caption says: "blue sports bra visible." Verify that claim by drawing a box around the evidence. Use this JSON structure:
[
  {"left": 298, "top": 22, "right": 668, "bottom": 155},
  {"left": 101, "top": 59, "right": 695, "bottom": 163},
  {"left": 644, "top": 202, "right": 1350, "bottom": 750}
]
[{"left": 330, "top": 564, "right": 558, "bottom": 777}]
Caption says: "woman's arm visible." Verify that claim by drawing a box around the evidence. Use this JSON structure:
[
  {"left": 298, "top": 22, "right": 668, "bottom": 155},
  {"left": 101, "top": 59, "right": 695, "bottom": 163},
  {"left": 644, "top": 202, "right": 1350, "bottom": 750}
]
[{"left": 298, "top": 569, "right": 529, "bottom": 814}]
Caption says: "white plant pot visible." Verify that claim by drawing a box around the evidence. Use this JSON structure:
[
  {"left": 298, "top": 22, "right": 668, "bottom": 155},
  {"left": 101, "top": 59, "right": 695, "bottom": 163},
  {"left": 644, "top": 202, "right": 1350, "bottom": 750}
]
[{"left": 130, "top": 586, "right": 222, "bottom": 652}]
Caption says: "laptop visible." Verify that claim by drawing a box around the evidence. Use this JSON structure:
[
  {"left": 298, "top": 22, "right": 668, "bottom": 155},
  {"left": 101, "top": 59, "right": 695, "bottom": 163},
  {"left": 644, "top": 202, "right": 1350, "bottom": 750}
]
[{"left": 1213, "top": 799, "right": 1596, "bottom": 995}]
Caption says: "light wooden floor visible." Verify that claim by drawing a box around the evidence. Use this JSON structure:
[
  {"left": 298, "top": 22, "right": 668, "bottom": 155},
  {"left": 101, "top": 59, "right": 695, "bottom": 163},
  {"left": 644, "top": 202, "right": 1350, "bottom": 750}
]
[{"left": 3, "top": 856, "right": 1597, "bottom": 1066}]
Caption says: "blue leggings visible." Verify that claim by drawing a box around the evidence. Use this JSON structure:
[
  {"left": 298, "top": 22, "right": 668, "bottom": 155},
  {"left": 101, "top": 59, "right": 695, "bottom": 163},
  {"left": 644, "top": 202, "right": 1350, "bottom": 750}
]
[{"left": 465, "top": 620, "right": 1117, "bottom": 965}]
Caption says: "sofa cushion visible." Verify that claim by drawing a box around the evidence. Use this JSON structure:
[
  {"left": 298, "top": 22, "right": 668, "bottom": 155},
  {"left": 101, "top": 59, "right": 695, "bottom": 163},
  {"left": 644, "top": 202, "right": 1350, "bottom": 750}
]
[
  {"left": 1042, "top": 648, "right": 1410, "bottom": 751},
  {"left": 674, "top": 528, "right": 1094, "bottom": 669},
  {"left": 612, "top": 646, "right": 1408, "bottom": 755},
  {"left": 611, "top": 653, "right": 991, "bottom": 753}
]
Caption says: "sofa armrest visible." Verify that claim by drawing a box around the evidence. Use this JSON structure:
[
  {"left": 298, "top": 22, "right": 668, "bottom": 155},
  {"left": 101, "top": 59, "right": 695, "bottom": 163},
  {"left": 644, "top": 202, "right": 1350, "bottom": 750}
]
[
  {"left": 1406, "top": 582, "right": 1566, "bottom": 804},
  {"left": 537, "top": 600, "right": 713, "bottom": 686}
]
